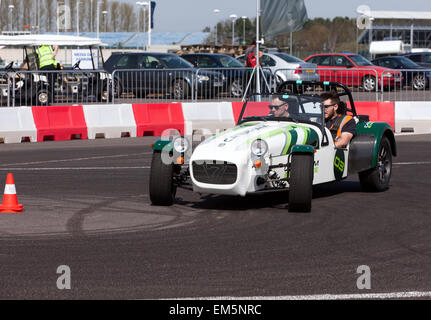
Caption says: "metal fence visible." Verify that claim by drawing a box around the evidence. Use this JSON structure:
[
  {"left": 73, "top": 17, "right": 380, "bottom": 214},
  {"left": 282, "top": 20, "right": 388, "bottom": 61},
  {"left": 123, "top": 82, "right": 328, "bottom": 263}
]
[
  {"left": 1, "top": 67, "right": 431, "bottom": 106},
  {"left": 380, "top": 69, "right": 431, "bottom": 102},
  {"left": 110, "top": 67, "right": 275, "bottom": 103}
]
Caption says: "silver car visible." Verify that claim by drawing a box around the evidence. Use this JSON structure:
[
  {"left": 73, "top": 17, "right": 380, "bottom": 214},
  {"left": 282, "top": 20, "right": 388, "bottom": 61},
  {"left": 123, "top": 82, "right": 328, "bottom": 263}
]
[{"left": 237, "top": 52, "right": 319, "bottom": 84}]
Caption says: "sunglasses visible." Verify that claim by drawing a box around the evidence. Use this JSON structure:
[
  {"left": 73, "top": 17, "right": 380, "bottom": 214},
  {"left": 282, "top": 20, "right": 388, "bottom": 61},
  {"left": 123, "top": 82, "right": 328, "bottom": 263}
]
[
  {"left": 322, "top": 103, "right": 337, "bottom": 109},
  {"left": 268, "top": 102, "right": 287, "bottom": 111}
]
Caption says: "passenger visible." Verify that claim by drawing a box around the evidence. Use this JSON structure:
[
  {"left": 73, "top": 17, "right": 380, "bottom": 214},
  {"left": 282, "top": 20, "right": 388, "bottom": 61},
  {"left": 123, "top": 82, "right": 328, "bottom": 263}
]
[
  {"left": 268, "top": 96, "right": 290, "bottom": 118},
  {"left": 321, "top": 91, "right": 356, "bottom": 148}
]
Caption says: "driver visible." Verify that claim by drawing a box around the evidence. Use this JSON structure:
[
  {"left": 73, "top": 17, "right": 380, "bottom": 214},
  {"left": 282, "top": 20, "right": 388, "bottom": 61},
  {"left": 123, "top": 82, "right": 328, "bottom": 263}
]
[
  {"left": 321, "top": 91, "right": 356, "bottom": 148},
  {"left": 268, "top": 96, "right": 290, "bottom": 118}
]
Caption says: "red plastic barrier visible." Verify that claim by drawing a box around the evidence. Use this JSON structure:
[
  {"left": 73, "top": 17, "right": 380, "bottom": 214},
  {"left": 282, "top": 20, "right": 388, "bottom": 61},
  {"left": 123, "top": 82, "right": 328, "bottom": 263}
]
[
  {"left": 32, "top": 106, "right": 88, "bottom": 141},
  {"left": 347, "top": 101, "right": 395, "bottom": 130},
  {"left": 132, "top": 103, "right": 185, "bottom": 136},
  {"left": 232, "top": 101, "right": 270, "bottom": 123}
]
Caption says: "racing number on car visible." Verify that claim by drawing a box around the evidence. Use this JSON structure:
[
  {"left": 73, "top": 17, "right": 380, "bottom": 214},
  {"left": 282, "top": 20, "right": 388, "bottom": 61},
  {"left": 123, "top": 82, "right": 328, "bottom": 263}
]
[
  {"left": 334, "top": 156, "right": 345, "bottom": 172},
  {"left": 333, "top": 149, "right": 346, "bottom": 180}
]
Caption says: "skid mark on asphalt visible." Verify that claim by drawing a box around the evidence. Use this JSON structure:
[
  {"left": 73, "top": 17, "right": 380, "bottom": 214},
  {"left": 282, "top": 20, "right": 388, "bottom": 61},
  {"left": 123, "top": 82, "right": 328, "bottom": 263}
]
[{"left": 0, "top": 152, "right": 151, "bottom": 167}]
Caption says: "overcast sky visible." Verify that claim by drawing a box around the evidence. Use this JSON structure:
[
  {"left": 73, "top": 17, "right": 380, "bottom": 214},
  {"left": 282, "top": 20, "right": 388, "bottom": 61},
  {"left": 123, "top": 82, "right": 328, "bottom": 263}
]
[{"left": 124, "top": 0, "right": 431, "bottom": 32}]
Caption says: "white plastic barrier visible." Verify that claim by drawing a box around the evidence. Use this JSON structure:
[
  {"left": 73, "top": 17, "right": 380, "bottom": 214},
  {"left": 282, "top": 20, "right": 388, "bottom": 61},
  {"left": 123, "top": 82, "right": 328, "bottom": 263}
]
[
  {"left": 181, "top": 102, "right": 235, "bottom": 136},
  {"left": 83, "top": 104, "right": 137, "bottom": 139},
  {"left": 395, "top": 102, "right": 431, "bottom": 134},
  {"left": 0, "top": 107, "right": 37, "bottom": 143}
]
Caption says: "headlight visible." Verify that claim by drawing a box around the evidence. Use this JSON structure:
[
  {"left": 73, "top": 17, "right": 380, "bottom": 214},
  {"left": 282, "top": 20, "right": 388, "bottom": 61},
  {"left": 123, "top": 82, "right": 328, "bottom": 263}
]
[
  {"left": 197, "top": 75, "right": 209, "bottom": 81},
  {"left": 173, "top": 137, "right": 190, "bottom": 153},
  {"left": 221, "top": 74, "right": 226, "bottom": 81},
  {"left": 251, "top": 139, "right": 268, "bottom": 157},
  {"left": 383, "top": 72, "right": 393, "bottom": 78}
]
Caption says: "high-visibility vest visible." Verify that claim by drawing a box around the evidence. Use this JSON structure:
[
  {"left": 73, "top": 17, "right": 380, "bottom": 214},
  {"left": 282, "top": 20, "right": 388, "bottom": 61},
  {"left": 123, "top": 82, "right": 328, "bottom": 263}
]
[
  {"left": 36, "top": 45, "right": 56, "bottom": 69},
  {"left": 328, "top": 115, "right": 353, "bottom": 140}
]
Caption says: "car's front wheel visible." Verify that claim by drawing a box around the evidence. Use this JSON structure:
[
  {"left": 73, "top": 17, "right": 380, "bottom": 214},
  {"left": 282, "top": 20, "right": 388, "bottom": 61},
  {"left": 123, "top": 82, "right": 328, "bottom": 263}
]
[
  {"left": 288, "top": 153, "right": 314, "bottom": 212},
  {"left": 359, "top": 136, "right": 392, "bottom": 192},
  {"left": 229, "top": 78, "right": 245, "bottom": 98},
  {"left": 362, "top": 75, "right": 376, "bottom": 92},
  {"left": 149, "top": 151, "right": 177, "bottom": 206},
  {"left": 171, "top": 79, "right": 190, "bottom": 100},
  {"left": 33, "top": 88, "right": 50, "bottom": 106}
]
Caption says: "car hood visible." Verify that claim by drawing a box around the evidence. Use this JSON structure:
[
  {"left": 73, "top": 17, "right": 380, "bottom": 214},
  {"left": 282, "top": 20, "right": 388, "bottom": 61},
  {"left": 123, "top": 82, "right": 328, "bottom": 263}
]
[{"left": 191, "top": 121, "right": 321, "bottom": 162}]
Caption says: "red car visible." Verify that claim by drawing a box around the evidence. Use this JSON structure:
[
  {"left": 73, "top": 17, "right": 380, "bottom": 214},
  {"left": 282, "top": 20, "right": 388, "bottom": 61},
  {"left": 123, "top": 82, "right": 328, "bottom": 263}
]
[{"left": 304, "top": 53, "right": 402, "bottom": 92}]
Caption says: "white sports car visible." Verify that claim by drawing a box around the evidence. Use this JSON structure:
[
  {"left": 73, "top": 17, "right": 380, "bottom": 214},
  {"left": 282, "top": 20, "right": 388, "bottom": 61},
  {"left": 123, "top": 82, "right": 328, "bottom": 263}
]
[{"left": 149, "top": 81, "right": 396, "bottom": 212}]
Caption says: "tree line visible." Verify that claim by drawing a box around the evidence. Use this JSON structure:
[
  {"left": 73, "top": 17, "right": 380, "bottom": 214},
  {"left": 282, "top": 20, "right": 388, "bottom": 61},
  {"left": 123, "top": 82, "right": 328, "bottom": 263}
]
[{"left": 0, "top": 0, "right": 149, "bottom": 33}]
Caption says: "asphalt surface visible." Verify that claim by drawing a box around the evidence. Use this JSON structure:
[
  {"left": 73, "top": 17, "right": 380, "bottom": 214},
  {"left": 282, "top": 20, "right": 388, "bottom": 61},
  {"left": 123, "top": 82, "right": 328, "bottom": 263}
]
[{"left": 0, "top": 134, "right": 430, "bottom": 299}]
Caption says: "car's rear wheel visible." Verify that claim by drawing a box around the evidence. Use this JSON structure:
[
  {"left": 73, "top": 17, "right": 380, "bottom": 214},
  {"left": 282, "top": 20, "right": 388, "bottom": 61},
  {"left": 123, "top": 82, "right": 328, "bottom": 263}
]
[
  {"left": 362, "top": 75, "right": 376, "bottom": 92},
  {"left": 359, "top": 136, "right": 392, "bottom": 192},
  {"left": 149, "top": 151, "right": 177, "bottom": 206},
  {"left": 288, "top": 153, "right": 314, "bottom": 212},
  {"left": 412, "top": 73, "right": 427, "bottom": 90}
]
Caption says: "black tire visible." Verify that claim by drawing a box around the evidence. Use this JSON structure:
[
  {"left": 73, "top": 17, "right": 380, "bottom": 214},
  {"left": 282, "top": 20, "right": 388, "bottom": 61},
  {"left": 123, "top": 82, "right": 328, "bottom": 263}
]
[
  {"left": 33, "top": 88, "right": 49, "bottom": 106},
  {"left": 171, "top": 79, "right": 190, "bottom": 100},
  {"left": 288, "top": 153, "right": 314, "bottom": 212},
  {"left": 359, "top": 136, "right": 392, "bottom": 192},
  {"left": 149, "top": 151, "right": 176, "bottom": 206},
  {"left": 412, "top": 73, "right": 427, "bottom": 90},
  {"left": 229, "top": 78, "right": 245, "bottom": 98},
  {"left": 362, "top": 75, "right": 376, "bottom": 92}
]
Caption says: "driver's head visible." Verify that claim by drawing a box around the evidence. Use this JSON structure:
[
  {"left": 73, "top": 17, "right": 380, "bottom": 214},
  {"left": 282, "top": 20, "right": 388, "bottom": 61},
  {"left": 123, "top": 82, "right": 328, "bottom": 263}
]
[
  {"left": 269, "top": 96, "right": 289, "bottom": 118},
  {"left": 321, "top": 91, "right": 341, "bottom": 120}
]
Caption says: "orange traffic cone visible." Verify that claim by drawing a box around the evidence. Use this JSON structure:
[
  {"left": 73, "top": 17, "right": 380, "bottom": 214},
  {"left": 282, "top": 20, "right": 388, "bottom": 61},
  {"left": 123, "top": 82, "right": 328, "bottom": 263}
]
[{"left": 0, "top": 173, "right": 23, "bottom": 213}]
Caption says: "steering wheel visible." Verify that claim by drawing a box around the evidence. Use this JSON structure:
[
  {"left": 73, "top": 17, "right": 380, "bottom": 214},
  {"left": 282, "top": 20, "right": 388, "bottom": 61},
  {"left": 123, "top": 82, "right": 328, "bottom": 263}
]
[
  {"left": 5, "top": 61, "right": 15, "bottom": 72},
  {"left": 73, "top": 60, "right": 81, "bottom": 70}
]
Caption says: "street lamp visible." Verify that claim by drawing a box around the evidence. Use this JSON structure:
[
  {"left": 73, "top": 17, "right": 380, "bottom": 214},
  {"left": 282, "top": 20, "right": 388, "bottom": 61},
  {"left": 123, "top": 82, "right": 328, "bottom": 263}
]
[
  {"left": 102, "top": 11, "right": 108, "bottom": 33},
  {"left": 77, "top": 0, "right": 81, "bottom": 36},
  {"left": 137, "top": 1, "right": 151, "bottom": 51},
  {"left": 230, "top": 14, "right": 237, "bottom": 46},
  {"left": 96, "top": 0, "right": 102, "bottom": 39},
  {"left": 136, "top": 1, "right": 149, "bottom": 50},
  {"left": 8, "top": 5, "right": 14, "bottom": 32},
  {"left": 213, "top": 9, "right": 220, "bottom": 46},
  {"left": 241, "top": 16, "right": 247, "bottom": 45}
]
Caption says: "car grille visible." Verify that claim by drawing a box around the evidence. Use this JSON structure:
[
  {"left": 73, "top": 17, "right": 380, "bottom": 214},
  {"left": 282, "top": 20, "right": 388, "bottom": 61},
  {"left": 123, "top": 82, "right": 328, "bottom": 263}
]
[{"left": 192, "top": 161, "right": 237, "bottom": 185}]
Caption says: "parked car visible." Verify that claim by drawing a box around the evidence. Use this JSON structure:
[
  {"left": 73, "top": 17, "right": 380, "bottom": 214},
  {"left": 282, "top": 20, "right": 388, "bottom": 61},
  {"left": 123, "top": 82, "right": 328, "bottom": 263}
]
[
  {"left": 104, "top": 52, "right": 226, "bottom": 99},
  {"left": 181, "top": 53, "right": 273, "bottom": 98},
  {"left": 371, "top": 56, "right": 431, "bottom": 90},
  {"left": 402, "top": 52, "right": 431, "bottom": 68},
  {"left": 304, "top": 53, "right": 402, "bottom": 92},
  {"left": 236, "top": 52, "right": 319, "bottom": 84}
]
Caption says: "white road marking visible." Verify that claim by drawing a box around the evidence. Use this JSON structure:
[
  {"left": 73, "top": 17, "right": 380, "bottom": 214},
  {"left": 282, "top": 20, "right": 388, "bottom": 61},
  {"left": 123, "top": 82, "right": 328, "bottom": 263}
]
[
  {"left": 179, "top": 291, "right": 431, "bottom": 300},
  {"left": 394, "top": 161, "right": 431, "bottom": 166},
  {"left": 0, "top": 167, "right": 150, "bottom": 171},
  {"left": 0, "top": 153, "right": 151, "bottom": 167}
]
